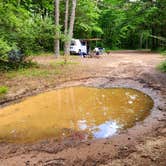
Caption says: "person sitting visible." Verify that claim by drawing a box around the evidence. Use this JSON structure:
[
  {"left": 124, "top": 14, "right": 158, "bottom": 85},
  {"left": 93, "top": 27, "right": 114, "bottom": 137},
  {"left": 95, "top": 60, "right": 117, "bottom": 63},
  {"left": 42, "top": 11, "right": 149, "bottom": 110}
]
[
  {"left": 78, "top": 49, "right": 83, "bottom": 57},
  {"left": 94, "top": 47, "right": 100, "bottom": 56},
  {"left": 79, "top": 49, "right": 86, "bottom": 58}
]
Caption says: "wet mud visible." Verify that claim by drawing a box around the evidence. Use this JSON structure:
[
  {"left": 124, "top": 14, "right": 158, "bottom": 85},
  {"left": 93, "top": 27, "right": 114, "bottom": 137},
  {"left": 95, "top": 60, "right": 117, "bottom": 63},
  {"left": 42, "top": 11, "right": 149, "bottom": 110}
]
[
  {"left": 0, "top": 51, "right": 165, "bottom": 166},
  {"left": 0, "top": 77, "right": 165, "bottom": 166}
]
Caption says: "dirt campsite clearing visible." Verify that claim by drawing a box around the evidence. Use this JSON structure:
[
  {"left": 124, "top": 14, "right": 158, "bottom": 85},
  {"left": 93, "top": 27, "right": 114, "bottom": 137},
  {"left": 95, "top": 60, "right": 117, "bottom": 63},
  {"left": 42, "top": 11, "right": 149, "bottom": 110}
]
[{"left": 0, "top": 50, "right": 166, "bottom": 166}]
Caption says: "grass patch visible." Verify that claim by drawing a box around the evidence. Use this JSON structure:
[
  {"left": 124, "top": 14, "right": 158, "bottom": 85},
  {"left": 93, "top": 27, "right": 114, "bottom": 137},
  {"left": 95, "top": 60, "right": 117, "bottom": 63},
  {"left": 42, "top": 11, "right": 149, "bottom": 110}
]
[
  {"left": 157, "top": 60, "right": 166, "bottom": 72},
  {"left": 0, "top": 60, "right": 37, "bottom": 72},
  {"left": 160, "top": 50, "right": 166, "bottom": 56},
  {"left": 31, "top": 51, "right": 65, "bottom": 57},
  {"left": 31, "top": 52, "right": 54, "bottom": 57},
  {"left": 6, "top": 67, "right": 61, "bottom": 78},
  {"left": 0, "top": 86, "right": 8, "bottom": 95},
  {"left": 56, "top": 61, "right": 78, "bottom": 65},
  {"left": 50, "top": 60, "right": 78, "bottom": 67},
  {"left": 4, "top": 58, "right": 78, "bottom": 79}
]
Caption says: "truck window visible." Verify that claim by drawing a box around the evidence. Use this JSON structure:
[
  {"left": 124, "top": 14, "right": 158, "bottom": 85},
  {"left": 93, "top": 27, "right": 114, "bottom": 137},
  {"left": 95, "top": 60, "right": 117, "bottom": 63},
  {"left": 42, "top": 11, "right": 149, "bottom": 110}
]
[
  {"left": 81, "top": 41, "right": 86, "bottom": 46},
  {"left": 71, "top": 40, "right": 76, "bottom": 46}
]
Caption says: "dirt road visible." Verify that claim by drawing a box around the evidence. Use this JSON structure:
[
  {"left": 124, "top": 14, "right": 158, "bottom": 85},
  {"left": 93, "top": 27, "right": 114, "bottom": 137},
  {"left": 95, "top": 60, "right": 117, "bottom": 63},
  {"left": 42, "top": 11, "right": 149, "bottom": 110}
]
[{"left": 0, "top": 51, "right": 166, "bottom": 166}]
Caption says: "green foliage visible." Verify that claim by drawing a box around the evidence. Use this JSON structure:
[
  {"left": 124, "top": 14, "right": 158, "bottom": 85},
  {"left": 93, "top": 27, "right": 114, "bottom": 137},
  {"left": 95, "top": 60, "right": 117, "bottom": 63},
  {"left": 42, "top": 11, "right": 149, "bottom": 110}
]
[
  {"left": 0, "top": 1, "right": 55, "bottom": 70},
  {"left": 157, "top": 60, "right": 166, "bottom": 72},
  {"left": 18, "top": 15, "right": 55, "bottom": 55},
  {"left": 99, "top": 0, "right": 166, "bottom": 50},
  {"left": 0, "top": 38, "right": 30, "bottom": 71},
  {"left": 0, "top": 86, "right": 8, "bottom": 95},
  {"left": 0, "top": 2, "right": 55, "bottom": 55},
  {"left": 0, "top": 36, "right": 37, "bottom": 71},
  {"left": 6, "top": 66, "right": 61, "bottom": 78},
  {"left": 161, "top": 51, "right": 166, "bottom": 56},
  {"left": 0, "top": 58, "right": 37, "bottom": 71},
  {"left": 74, "top": 0, "right": 102, "bottom": 38},
  {"left": 8, "top": 68, "right": 59, "bottom": 78},
  {"left": 0, "top": 0, "right": 165, "bottom": 61},
  {"left": 0, "top": 38, "right": 12, "bottom": 62},
  {"left": 50, "top": 61, "right": 78, "bottom": 67}
]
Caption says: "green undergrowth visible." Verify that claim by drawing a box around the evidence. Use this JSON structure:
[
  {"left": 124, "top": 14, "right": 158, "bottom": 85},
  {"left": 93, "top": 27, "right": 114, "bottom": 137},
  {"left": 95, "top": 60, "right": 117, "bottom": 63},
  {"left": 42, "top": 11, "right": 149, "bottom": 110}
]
[
  {"left": 50, "top": 61, "right": 78, "bottom": 67},
  {"left": 157, "top": 60, "right": 166, "bottom": 72},
  {"left": 0, "top": 60, "right": 37, "bottom": 72},
  {"left": 0, "top": 86, "right": 8, "bottom": 96},
  {"left": 5, "top": 61, "right": 77, "bottom": 78},
  {"left": 6, "top": 67, "right": 61, "bottom": 78},
  {"left": 31, "top": 52, "right": 54, "bottom": 57},
  {"left": 161, "top": 50, "right": 166, "bottom": 56}
]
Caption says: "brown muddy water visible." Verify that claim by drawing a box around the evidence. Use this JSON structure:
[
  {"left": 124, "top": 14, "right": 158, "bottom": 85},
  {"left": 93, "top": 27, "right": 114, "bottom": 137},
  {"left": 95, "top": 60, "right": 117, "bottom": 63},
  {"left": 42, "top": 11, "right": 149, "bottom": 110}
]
[{"left": 0, "top": 86, "right": 153, "bottom": 143}]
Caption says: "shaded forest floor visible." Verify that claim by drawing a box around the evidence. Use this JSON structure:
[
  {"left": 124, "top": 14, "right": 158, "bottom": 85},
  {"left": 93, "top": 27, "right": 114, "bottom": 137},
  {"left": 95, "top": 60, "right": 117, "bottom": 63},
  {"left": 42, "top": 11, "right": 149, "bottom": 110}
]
[{"left": 0, "top": 50, "right": 166, "bottom": 166}]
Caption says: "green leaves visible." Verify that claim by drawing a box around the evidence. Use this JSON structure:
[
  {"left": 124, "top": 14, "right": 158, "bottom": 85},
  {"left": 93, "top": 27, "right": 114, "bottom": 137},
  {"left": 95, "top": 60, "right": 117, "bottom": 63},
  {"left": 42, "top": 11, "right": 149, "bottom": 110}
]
[
  {"left": 99, "top": 0, "right": 166, "bottom": 49},
  {"left": 0, "top": 1, "right": 55, "bottom": 55},
  {"left": 74, "top": 0, "right": 102, "bottom": 38},
  {"left": 0, "top": 86, "right": 8, "bottom": 95},
  {"left": 0, "top": 38, "right": 12, "bottom": 58},
  {"left": 0, "top": 0, "right": 165, "bottom": 57}
]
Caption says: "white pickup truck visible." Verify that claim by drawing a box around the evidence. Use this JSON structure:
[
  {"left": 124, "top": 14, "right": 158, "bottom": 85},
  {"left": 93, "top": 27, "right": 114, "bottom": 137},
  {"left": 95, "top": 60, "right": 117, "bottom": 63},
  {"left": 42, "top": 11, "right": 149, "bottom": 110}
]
[{"left": 70, "top": 39, "right": 87, "bottom": 55}]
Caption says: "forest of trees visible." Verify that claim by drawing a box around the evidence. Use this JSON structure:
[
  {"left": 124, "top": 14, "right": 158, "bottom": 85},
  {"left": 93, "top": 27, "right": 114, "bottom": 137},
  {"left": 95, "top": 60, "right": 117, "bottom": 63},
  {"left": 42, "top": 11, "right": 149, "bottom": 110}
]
[{"left": 0, "top": 0, "right": 165, "bottom": 60}]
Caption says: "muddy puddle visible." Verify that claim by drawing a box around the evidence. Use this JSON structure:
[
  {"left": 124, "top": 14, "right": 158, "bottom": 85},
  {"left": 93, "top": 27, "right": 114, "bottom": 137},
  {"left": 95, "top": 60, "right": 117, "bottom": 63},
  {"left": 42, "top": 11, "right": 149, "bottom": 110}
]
[{"left": 0, "top": 86, "right": 153, "bottom": 143}]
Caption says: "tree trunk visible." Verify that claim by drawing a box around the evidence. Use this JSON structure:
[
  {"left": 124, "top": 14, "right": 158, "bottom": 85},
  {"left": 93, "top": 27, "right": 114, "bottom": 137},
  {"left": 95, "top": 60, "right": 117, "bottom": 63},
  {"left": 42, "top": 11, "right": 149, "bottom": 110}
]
[
  {"left": 151, "top": 26, "right": 156, "bottom": 50},
  {"left": 64, "top": 0, "right": 69, "bottom": 54},
  {"left": 64, "top": 0, "right": 77, "bottom": 56},
  {"left": 54, "top": 0, "right": 60, "bottom": 57},
  {"left": 140, "top": 33, "right": 143, "bottom": 49},
  {"left": 146, "top": 38, "right": 148, "bottom": 49}
]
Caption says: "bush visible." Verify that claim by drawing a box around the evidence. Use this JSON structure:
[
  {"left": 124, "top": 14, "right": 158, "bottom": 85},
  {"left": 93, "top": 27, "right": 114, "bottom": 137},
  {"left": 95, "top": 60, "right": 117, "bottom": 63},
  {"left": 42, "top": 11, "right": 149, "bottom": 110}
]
[
  {"left": 0, "top": 3, "right": 55, "bottom": 71},
  {"left": 0, "top": 3, "right": 55, "bottom": 56},
  {"left": 0, "top": 86, "right": 8, "bottom": 95},
  {"left": 161, "top": 50, "right": 166, "bottom": 56},
  {"left": 8, "top": 49, "right": 25, "bottom": 63},
  {"left": 0, "top": 59, "right": 37, "bottom": 71},
  {"left": 158, "top": 60, "right": 166, "bottom": 72},
  {"left": 0, "top": 38, "right": 12, "bottom": 62},
  {"left": 0, "top": 39, "right": 25, "bottom": 70},
  {"left": 14, "top": 15, "right": 55, "bottom": 55},
  {"left": 0, "top": 40, "right": 36, "bottom": 71}
]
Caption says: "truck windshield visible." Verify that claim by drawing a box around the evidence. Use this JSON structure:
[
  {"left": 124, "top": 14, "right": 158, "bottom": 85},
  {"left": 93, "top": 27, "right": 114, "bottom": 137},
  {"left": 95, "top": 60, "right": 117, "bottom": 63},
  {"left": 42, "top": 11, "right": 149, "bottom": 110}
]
[{"left": 71, "top": 40, "right": 76, "bottom": 46}]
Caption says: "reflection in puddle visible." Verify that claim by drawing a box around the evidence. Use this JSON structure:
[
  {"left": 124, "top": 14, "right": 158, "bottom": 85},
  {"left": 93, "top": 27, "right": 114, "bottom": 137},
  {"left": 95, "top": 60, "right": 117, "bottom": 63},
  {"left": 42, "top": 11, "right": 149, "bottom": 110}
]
[{"left": 0, "top": 87, "right": 153, "bottom": 143}]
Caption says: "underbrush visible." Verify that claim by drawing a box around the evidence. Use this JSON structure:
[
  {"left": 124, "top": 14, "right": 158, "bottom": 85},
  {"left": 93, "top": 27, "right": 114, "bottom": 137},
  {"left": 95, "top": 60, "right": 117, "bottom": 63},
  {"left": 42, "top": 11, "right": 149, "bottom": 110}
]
[
  {"left": 161, "top": 50, "right": 166, "bottom": 56},
  {"left": 0, "top": 60, "right": 37, "bottom": 72},
  {"left": 0, "top": 42, "right": 37, "bottom": 71},
  {"left": 157, "top": 60, "right": 166, "bottom": 72},
  {"left": 0, "top": 86, "right": 8, "bottom": 95},
  {"left": 4, "top": 62, "right": 76, "bottom": 78},
  {"left": 50, "top": 61, "right": 78, "bottom": 67},
  {"left": 6, "top": 66, "right": 60, "bottom": 78}
]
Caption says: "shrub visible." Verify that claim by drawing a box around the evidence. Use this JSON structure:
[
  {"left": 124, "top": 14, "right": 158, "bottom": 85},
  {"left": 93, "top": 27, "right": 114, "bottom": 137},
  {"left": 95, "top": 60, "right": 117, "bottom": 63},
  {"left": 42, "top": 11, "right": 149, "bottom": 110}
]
[
  {"left": 0, "top": 86, "right": 8, "bottom": 95},
  {"left": 161, "top": 50, "right": 166, "bottom": 56},
  {"left": 158, "top": 60, "right": 166, "bottom": 72},
  {"left": 0, "top": 40, "right": 36, "bottom": 71},
  {"left": 8, "top": 49, "right": 25, "bottom": 63},
  {"left": 0, "top": 38, "right": 12, "bottom": 62},
  {"left": 0, "top": 3, "right": 55, "bottom": 56}
]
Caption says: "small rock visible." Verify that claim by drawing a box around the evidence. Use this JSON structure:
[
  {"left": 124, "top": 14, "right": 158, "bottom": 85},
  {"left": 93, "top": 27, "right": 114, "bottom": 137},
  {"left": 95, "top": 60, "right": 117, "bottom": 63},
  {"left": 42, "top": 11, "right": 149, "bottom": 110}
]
[
  {"left": 25, "top": 160, "right": 30, "bottom": 166},
  {"left": 86, "top": 142, "right": 91, "bottom": 146},
  {"left": 141, "top": 154, "right": 149, "bottom": 158},
  {"left": 157, "top": 106, "right": 163, "bottom": 111}
]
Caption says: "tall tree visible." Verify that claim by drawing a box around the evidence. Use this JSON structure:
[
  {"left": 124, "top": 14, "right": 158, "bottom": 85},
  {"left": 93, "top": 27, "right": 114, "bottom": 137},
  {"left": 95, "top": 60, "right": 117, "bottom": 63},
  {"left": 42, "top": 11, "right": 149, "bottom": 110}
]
[
  {"left": 64, "top": 0, "right": 69, "bottom": 54},
  {"left": 74, "top": 0, "right": 102, "bottom": 39},
  {"left": 64, "top": 0, "right": 77, "bottom": 56},
  {"left": 54, "top": 0, "right": 60, "bottom": 57}
]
